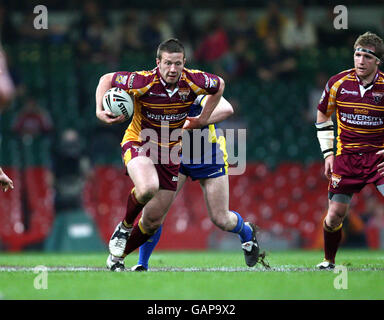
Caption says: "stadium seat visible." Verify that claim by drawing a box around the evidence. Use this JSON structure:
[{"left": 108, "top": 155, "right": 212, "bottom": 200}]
[
  {"left": 83, "top": 165, "right": 121, "bottom": 243},
  {"left": 0, "top": 166, "right": 54, "bottom": 251},
  {"left": 298, "top": 219, "right": 317, "bottom": 248},
  {"left": 23, "top": 167, "right": 55, "bottom": 245},
  {"left": 0, "top": 167, "right": 23, "bottom": 250}
]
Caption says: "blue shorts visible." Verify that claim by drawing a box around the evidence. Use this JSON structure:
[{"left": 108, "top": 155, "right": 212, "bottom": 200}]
[{"left": 179, "top": 162, "right": 227, "bottom": 181}]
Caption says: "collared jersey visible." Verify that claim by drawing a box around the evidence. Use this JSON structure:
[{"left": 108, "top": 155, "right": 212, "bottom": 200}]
[
  {"left": 181, "top": 95, "right": 228, "bottom": 171},
  {"left": 111, "top": 67, "right": 220, "bottom": 149},
  {"left": 317, "top": 68, "right": 384, "bottom": 155}
]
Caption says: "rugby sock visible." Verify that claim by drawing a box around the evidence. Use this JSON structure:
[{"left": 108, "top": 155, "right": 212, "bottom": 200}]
[
  {"left": 123, "top": 188, "right": 145, "bottom": 228},
  {"left": 138, "top": 225, "right": 163, "bottom": 269},
  {"left": 323, "top": 220, "right": 343, "bottom": 264},
  {"left": 123, "top": 219, "right": 152, "bottom": 256},
  {"left": 229, "top": 211, "right": 253, "bottom": 243}
]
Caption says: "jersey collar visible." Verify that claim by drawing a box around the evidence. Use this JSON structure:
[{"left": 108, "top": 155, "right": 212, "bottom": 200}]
[
  {"left": 156, "top": 67, "right": 184, "bottom": 89},
  {"left": 156, "top": 67, "right": 185, "bottom": 97},
  {"left": 355, "top": 69, "right": 379, "bottom": 88},
  {"left": 156, "top": 68, "right": 187, "bottom": 97}
]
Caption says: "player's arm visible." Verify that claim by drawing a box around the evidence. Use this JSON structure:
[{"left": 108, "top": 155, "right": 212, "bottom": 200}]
[
  {"left": 95, "top": 72, "right": 125, "bottom": 124},
  {"left": 315, "top": 76, "right": 337, "bottom": 180},
  {"left": 316, "top": 109, "right": 335, "bottom": 180},
  {"left": 184, "top": 77, "right": 225, "bottom": 129},
  {"left": 376, "top": 149, "right": 384, "bottom": 176},
  {"left": 0, "top": 167, "right": 14, "bottom": 192},
  {"left": 202, "top": 96, "right": 234, "bottom": 124}
]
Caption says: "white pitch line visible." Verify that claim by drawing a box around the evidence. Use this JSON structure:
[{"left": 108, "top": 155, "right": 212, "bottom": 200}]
[
  {"left": 0, "top": 266, "right": 106, "bottom": 272},
  {"left": 0, "top": 266, "right": 383, "bottom": 272}
]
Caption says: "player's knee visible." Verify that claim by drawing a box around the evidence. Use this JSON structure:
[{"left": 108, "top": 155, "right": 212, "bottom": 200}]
[
  {"left": 135, "top": 183, "right": 159, "bottom": 203},
  {"left": 326, "top": 206, "right": 347, "bottom": 228},
  {"left": 141, "top": 216, "right": 162, "bottom": 234},
  {"left": 210, "top": 213, "right": 230, "bottom": 231}
]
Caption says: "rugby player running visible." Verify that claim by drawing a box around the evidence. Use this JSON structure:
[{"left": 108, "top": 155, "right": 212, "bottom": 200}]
[
  {"left": 131, "top": 95, "right": 267, "bottom": 271},
  {"left": 95, "top": 39, "right": 260, "bottom": 271}
]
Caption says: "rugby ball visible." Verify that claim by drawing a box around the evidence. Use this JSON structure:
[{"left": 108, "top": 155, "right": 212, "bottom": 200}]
[{"left": 102, "top": 87, "right": 133, "bottom": 120}]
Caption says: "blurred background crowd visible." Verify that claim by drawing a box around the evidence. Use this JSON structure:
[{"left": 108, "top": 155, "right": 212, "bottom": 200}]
[{"left": 0, "top": 0, "right": 384, "bottom": 252}]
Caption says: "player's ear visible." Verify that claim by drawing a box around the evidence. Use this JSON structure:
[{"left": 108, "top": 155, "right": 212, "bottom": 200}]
[{"left": 156, "top": 58, "right": 160, "bottom": 67}]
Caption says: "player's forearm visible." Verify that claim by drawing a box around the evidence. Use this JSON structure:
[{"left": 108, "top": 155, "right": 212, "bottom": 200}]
[
  {"left": 95, "top": 73, "right": 114, "bottom": 114},
  {"left": 316, "top": 110, "right": 331, "bottom": 123},
  {"left": 205, "top": 96, "right": 233, "bottom": 124},
  {"left": 315, "top": 110, "right": 334, "bottom": 159},
  {"left": 198, "top": 78, "right": 225, "bottom": 124}
]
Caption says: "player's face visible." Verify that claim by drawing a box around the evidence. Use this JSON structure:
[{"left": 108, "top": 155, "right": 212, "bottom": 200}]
[
  {"left": 157, "top": 52, "right": 185, "bottom": 85},
  {"left": 354, "top": 46, "right": 380, "bottom": 80}
]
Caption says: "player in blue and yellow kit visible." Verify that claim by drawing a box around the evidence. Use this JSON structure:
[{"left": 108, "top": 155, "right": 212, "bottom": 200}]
[{"left": 131, "top": 95, "right": 266, "bottom": 271}]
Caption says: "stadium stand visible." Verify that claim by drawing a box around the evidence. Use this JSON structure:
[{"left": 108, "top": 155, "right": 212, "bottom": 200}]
[{"left": 1, "top": 4, "right": 383, "bottom": 250}]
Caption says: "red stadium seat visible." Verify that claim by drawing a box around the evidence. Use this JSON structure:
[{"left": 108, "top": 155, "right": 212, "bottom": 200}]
[
  {"left": 0, "top": 167, "right": 23, "bottom": 250},
  {"left": 23, "top": 167, "right": 55, "bottom": 246},
  {"left": 83, "top": 161, "right": 376, "bottom": 250},
  {"left": 82, "top": 165, "right": 133, "bottom": 243},
  {"left": 276, "top": 162, "right": 306, "bottom": 185},
  {"left": 82, "top": 165, "right": 213, "bottom": 249},
  {"left": 298, "top": 220, "right": 317, "bottom": 248},
  {"left": 0, "top": 166, "right": 54, "bottom": 251}
]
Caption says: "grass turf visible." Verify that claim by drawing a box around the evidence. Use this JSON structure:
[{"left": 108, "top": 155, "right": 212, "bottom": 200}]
[{"left": 0, "top": 249, "right": 383, "bottom": 300}]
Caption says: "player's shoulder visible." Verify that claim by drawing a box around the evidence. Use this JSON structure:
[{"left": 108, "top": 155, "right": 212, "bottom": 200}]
[
  {"left": 194, "top": 94, "right": 207, "bottom": 106},
  {"left": 188, "top": 95, "right": 205, "bottom": 118},
  {"left": 182, "top": 67, "right": 219, "bottom": 89},
  {"left": 328, "top": 68, "right": 355, "bottom": 85},
  {"left": 113, "top": 69, "right": 157, "bottom": 89},
  {"left": 378, "top": 70, "right": 384, "bottom": 82},
  {"left": 325, "top": 68, "right": 355, "bottom": 92},
  {"left": 183, "top": 67, "right": 206, "bottom": 76},
  {"left": 182, "top": 67, "right": 205, "bottom": 83}
]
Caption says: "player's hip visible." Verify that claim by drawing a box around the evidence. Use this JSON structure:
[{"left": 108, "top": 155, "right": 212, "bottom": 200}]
[
  {"left": 179, "top": 162, "right": 228, "bottom": 181},
  {"left": 121, "top": 140, "right": 180, "bottom": 191},
  {"left": 329, "top": 151, "right": 384, "bottom": 193},
  {"left": 122, "top": 140, "right": 180, "bottom": 166}
]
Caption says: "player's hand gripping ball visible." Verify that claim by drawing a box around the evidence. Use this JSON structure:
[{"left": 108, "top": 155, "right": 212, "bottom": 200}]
[{"left": 102, "top": 87, "right": 133, "bottom": 121}]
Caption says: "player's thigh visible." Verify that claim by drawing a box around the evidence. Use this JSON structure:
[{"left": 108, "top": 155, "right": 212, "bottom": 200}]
[
  {"left": 174, "top": 173, "right": 187, "bottom": 197},
  {"left": 199, "top": 174, "right": 229, "bottom": 215},
  {"left": 127, "top": 156, "right": 159, "bottom": 194},
  {"left": 142, "top": 189, "right": 176, "bottom": 226}
]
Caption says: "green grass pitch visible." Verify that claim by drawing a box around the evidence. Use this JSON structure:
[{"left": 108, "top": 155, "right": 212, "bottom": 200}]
[{"left": 0, "top": 249, "right": 383, "bottom": 300}]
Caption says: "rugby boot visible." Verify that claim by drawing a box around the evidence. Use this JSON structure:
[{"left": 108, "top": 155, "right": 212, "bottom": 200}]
[
  {"left": 109, "top": 221, "right": 132, "bottom": 257},
  {"left": 106, "top": 254, "right": 125, "bottom": 272},
  {"left": 131, "top": 264, "right": 148, "bottom": 272},
  {"left": 316, "top": 260, "right": 335, "bottom": 270},
  {"left": 241, "top": 222, "right": 261, "bottom": 267}
]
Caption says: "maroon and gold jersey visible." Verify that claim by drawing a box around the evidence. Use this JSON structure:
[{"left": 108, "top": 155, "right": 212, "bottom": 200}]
[
  {"left": 318, "top": 68, "right": 384, "bottom": 155},
  {"left": 111, "top": 67, "right": 220, "bottom": 149}
]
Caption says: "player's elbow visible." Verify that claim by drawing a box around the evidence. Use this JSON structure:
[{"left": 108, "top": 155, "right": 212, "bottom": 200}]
[
  {"left": 223, "top": 106, "right": 234, "bottom": 120},
  {"left": 316, "top": 110, "right": 330, "bottom": 123},
  {"left": 221, "top": 97, "right": 234, "bottom": 118},
  {"left": 218, "top": 77, "right": 225, "bottom": 94},
  {"left": 99, "top": 73, "right": 114, "bottom": 87},
  {"left": 226, "top": 104, "right": 234, "bottom": 117}
]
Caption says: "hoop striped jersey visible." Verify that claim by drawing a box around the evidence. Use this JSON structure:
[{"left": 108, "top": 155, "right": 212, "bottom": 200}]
[
  {"left": 111, "top": 67, "right": 220, "bottom": 149},
  {"left": 181, "top": 95, "right": 228, "bottom": 173},
  {"left": 317, "top": 68, "right": 384, "bottom": 155}
]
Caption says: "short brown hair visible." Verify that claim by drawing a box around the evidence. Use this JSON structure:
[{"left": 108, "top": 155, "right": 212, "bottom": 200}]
[
  {"left": 354, "top": 31, "right": 384, "bottom": 62},
  {"left": 156, "top": 38, "right": 185, "bottom": 60}
]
